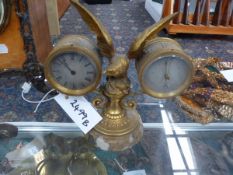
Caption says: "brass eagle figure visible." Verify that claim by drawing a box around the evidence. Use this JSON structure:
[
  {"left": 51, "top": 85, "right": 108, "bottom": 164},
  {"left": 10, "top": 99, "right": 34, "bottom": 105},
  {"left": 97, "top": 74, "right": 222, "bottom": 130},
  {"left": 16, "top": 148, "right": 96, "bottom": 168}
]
[
  {"left": 65, "top": 0, "right": 179, "bottom": 151},
  {"left": 70, "top": 0, "right": 177, "bottom": 78}
]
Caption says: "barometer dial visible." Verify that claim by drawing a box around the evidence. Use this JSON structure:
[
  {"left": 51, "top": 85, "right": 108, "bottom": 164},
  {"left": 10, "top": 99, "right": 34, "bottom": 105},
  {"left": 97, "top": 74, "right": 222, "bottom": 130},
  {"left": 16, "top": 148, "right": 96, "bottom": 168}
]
[
  {"left": 140, "top": 54, "right": 193, "bottom": 98},
  {"left": 136, "top": 38, "right": 193, "bottom": 99}
]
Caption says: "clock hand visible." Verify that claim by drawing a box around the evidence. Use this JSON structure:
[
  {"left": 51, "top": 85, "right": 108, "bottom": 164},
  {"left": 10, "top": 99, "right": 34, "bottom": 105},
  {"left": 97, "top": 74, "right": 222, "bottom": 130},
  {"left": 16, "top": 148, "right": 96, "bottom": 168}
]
[
  {"left": 163, "top": 60, "right": 170, "bottom": 89},
  {"left": 61, "top": 59, "right": 76, "bottom": 75},
  {"left": 164, "top": 60, "right": 170, "bottom": 80},
  {"left": 163, "top": 81, "right": 168, "bottom": 89}
]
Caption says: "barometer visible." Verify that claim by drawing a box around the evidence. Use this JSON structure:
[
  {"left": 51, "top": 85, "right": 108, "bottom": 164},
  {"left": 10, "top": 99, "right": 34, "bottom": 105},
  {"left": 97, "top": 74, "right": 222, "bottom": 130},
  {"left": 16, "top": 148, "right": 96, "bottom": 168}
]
[{"left": 136, "top": 37, "right": 193, "bottom": 98}]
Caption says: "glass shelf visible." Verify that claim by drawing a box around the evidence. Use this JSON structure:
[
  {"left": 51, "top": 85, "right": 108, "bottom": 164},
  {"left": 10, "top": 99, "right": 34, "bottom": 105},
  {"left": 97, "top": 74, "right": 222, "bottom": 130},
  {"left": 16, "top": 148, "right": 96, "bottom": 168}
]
[{"left": 1, "top": 122, "right": 233, "bottom": 175}]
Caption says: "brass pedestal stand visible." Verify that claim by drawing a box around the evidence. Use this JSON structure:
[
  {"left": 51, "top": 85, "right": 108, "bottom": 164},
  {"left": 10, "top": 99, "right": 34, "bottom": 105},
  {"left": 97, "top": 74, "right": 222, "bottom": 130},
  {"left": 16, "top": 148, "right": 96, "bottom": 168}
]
[{"left": 91, "top": 56, "right": 143, "bottom": 151}]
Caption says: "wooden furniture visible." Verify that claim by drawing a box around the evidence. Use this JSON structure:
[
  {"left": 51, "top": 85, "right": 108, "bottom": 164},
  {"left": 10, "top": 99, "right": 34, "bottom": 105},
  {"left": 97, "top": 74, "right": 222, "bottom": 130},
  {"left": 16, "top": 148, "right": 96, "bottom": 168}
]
[
  {"left": 0, "top": 0, "right": 70, "bottom": 70},
  {"left": 0, "top": 4, "right": 26, "bottom": 69},
  {"left": 46, "top": 0, "right": 61, "bottom": 36},
  {"left": 27, "top": 0, "right": 53, "bottom": 64},
  {"left": 162, "top": 0, "right": 233, "bottom": 35},
  {"left": 57, "top": 0, "right": 71, "bottom": 17},
  {"left": 46, "top": 0, "right": 71, "bottom": 36},
  {"left": 26, "top": 0, "right": 70, "bottom": 64}
]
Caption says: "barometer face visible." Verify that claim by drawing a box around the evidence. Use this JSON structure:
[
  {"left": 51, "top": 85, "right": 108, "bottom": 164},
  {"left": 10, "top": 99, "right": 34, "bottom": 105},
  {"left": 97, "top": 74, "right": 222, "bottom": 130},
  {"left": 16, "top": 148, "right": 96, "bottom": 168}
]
[
  {"left": 139, "top": 54, "right": 193, "bottom": 98},
  {"left": 45, "top": 49, "right": 102, "bottom": 96}
]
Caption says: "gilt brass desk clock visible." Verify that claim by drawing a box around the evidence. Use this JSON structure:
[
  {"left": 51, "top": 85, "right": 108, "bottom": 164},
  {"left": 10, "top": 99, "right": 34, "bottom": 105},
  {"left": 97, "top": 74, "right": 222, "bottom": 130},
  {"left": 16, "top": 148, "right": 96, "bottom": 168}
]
[{"left": 44, "top": 0, "right": 193, "bottom": 151}]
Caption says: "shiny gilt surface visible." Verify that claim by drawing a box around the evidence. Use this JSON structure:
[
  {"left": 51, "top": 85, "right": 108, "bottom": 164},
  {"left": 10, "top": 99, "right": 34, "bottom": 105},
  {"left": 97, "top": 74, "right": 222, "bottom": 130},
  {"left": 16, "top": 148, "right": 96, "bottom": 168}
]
[
  {"left": 127, "top": 12, "right": 178, "bottom": 59},
  {"left": 70, "top": 0, "right": 115, "bottom": 58}
]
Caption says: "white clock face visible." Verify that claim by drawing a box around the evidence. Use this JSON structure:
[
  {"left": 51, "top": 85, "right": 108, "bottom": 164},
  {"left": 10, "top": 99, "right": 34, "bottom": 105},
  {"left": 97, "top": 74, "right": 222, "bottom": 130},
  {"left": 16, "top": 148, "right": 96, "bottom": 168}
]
[
  {"left": 50, "top": 52, "right": 98, "bottom": 90},
  {"left": 141, "top": 55, "right": 192, "bottom": 98}
]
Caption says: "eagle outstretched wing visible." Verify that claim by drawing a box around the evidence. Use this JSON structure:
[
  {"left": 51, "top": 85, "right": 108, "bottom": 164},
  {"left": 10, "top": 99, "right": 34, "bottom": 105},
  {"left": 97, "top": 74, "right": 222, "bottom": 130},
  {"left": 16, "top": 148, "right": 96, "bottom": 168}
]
[
  {"left": 70, "top": 0, "right": 115, "bottom": 58},
  {"left": 127, "top": 13, "right": 178, "bottom": 59}
]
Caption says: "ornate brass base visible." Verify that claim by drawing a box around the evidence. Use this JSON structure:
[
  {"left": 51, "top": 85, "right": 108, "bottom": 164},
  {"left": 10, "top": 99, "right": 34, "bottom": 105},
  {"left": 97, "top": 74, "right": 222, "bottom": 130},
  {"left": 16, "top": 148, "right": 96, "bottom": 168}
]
[
  {"left": 90, "top": 55, "right": 144, "bottom": 151},
  {"left": 90, "top": 109, "right": 143, "bottom": 151}
]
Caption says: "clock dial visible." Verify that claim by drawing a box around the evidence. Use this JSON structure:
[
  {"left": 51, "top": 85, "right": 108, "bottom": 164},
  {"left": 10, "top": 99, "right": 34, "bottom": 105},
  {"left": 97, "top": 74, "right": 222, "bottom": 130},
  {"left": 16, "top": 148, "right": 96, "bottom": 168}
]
[
  {"left": 50, "top": 52, "right": 97, "bottom": 90},
  {"left": 45, "top": 35, "right": 102, "bottom": 96},
  {"left": 143, "top": 55, "right": 190, "bottom": 93}
]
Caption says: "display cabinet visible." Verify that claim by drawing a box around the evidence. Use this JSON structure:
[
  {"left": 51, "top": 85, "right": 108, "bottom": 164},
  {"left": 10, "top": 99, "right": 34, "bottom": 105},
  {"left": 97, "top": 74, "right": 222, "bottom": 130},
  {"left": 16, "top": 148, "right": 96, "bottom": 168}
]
[
  {"left": 1, "top": 112, "right": 233, "bottom": 175},
  {"left": 1, "top": 0, "right": 233, "bottom": 174},
  {"left": 0, "top": 72, "right": 233, "bottom": 175}
]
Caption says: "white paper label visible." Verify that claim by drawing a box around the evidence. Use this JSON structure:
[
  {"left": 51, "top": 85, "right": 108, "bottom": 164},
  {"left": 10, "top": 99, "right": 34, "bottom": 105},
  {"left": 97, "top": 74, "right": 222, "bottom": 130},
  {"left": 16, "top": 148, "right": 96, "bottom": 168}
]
[
  {"left": 123, "top": 170, "right": 146, "bottom": 175},
  {"left": 220, "top": 69, "right": 233, "bottom": 82},
  {"left": 0, "top": 44, "right": 8, "bottom": 54},
  {"left": 55, "top": 93, "right": 102, "bottom": 134}
]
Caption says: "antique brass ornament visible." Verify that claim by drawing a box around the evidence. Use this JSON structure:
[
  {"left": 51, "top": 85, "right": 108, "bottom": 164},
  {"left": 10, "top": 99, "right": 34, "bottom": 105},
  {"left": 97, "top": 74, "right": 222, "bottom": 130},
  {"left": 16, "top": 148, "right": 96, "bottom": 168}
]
[
  {"left": 35, "top": 152, "right": 107, "bottom": 175},
  {"left": 45, "top": 0, "right": 193, "bottom": 151},
  {"left": 91, "top": 55, "right": 144, "bottom": 151},
  {"left": 0, "top": 0, "right": 11, "bottom": 33},
  {"left": 67, "top": 152, "right": 107, "bottom": 175}
]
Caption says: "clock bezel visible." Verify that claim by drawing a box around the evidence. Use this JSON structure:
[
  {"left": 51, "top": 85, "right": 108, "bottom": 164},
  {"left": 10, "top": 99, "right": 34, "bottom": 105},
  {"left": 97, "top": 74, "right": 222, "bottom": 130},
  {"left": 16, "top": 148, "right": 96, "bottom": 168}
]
[
  {"left": 44, "top": 45, "right": 102, "bottom": 96},
  {"left": 137, "top": 50, "right": 194, "bottom": 99}
]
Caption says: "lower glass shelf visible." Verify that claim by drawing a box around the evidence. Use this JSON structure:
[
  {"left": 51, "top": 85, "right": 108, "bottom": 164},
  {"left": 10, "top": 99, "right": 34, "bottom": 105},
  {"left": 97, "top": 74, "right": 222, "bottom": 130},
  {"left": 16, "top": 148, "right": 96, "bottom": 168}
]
[
  {"left": 0, "top": 122, "right": 233, "bottom": 175},
  {"left": 6, "top": 122, "right": 233, "bottom": 132}
]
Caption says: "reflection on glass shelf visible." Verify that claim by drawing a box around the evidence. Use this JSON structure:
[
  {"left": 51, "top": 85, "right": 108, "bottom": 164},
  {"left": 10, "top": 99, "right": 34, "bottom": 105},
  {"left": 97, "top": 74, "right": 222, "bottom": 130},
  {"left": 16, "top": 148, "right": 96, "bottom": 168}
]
[
  {"left": 167, "top": 138, "right": 187, "bottom": 170},
  {"left": 1, "top": 121, "right": 233, "bottom": 174},
  {"left": 161, "top": 104, "right": 198, "bottom": 175},
  {"left": 178, "top": 137, "right": 196, "bottom": 170},
  {"left": 173, "top": 173, "right": 198, "bottom": 175},
  {"left": 191, "top": 173, "right": 199, "bottom": 175}
]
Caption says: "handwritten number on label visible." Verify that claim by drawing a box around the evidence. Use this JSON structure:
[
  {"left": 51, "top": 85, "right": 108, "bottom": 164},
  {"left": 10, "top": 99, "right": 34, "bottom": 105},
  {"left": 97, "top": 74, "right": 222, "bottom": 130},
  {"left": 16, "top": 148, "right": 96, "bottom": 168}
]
[
  {"left": 70, "top": 100, "right": 77, "bottom": 107},
  {"left": 70, "top": 99, "right": 89, "bottom": 127},
  {"left": 82, "top": 120, "right": 89, "bottom": 127},
  {"left": 79, "top": 110, "right": 88, "bottom": 119},
  {"left": 55, "top": 94, "right": 103, "bottom": 134},
  {"left": 74, "top": 104, "right": 80, "bottom": 111}
]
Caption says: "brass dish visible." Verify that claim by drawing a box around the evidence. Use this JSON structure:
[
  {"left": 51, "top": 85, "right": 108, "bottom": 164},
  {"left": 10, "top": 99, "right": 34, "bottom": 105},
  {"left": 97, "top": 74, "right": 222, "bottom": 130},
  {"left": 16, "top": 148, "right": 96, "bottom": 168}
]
[
  {"left": 67, "top": 152, "right": 107, "bottom": 175},
  {"left": 35, "top": 152, "right": 107, "bottom": 175}
]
